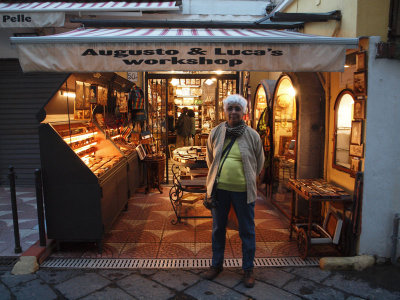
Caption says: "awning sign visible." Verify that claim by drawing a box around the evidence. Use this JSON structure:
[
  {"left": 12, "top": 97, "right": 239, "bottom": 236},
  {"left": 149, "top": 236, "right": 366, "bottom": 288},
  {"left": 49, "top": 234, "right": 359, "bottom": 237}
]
[
  {"left": 14, "top": 43, "right": 347, "bottom": 72},
  {"left": 0, "top": 12, "right": 65, "bottom": 28},
  {"left": 10, "top": 28, "right": 358, "bottom": 72}
]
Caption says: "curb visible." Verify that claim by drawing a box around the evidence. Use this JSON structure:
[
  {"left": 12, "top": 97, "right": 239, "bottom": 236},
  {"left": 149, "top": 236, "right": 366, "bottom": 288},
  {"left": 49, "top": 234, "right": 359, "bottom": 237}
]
[
  {"left": 320, "top": 255, "right": 375, "bottom": 271},
  {"left": 11, "top": 239, "right": 55, "bottom": 275}
]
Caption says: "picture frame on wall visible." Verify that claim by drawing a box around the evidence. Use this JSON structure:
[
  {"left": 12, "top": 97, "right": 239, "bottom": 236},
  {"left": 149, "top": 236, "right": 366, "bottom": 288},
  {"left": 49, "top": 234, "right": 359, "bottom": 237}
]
[
  {"left": 354, "top": 71, "right": 367, "bottom": 96},
  {"left": 350, "top": 144, "right": 364, "bottom": 157},
  {"left": 350, "top": 120, "right": 363, "bottom": 145},
  {"left": 353, "top": 100, "right": 366, "bottom": 119},
  {"left": 356, "top": 52, "right": 366, "bottom": 71}
]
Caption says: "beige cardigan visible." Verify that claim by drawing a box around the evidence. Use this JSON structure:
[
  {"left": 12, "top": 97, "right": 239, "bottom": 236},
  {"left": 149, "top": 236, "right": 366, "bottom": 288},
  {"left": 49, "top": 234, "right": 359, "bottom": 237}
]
[{"left": 206, "top": 122, "right": 265, "bottom": 204}]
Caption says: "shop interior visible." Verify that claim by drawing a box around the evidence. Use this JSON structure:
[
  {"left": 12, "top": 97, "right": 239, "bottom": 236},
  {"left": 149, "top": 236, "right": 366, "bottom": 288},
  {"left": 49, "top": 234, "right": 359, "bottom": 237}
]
[{"left": 39, "top": 70, "right": 339, "bottom": 259}]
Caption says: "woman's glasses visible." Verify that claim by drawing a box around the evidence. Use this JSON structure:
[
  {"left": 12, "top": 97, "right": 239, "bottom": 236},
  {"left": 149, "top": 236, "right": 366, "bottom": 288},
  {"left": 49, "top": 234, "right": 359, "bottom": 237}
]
[{"left": 227, "top": 106, "right": 242, "bottom": 112}]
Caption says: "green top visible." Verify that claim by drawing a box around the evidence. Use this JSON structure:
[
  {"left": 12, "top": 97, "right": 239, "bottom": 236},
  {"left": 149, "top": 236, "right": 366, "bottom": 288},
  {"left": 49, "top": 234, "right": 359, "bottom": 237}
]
[{"left": 217, "top": 138, "right": 246, "bottom": 192}]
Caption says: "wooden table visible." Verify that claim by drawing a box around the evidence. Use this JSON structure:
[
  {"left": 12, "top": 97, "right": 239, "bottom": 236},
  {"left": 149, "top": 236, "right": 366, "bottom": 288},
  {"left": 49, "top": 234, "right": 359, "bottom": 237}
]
[
  {"left": 144, "top": 154, "right": 166, "bottom": 194},
  {"left": 287, "top": 178, "right": 352, "bottom": 258}
]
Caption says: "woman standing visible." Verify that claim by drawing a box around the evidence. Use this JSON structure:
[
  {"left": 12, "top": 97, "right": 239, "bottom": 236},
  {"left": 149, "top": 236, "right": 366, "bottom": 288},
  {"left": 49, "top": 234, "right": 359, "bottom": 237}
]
[
  {"left": 187, "top": 109, "right": 196, "bottom": 145},
  {"left": 203, "top": 94, "right": 265, "bottom": 288}
]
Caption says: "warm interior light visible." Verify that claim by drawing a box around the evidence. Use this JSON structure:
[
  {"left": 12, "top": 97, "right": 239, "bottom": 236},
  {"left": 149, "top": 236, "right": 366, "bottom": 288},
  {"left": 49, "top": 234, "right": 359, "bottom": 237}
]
[
  {"left": 205, "top": 79, "right": 214, "bottom": 85},
  {"left": 63, "top": 132, "right": 98, "bottom": 144},
  {"left": 170, "top": 78, "right": 179, "bottom": 86},
  {"left": 74, "top": 142, "right": 97, "bottom": 154},
  {"left": 344, "top": 65, "right": 350, "bottom": 68},
  {"left": 111, "top": 134, "right": 122, "bottom": 139},
  {"left": 214, "top": 70, "right": 223, "bottom": 75},
  {"left": 288, "top": 86, "right": 296, "bottom": 97},
  {"left": 60, "top": 91, "right": 76, "bottom": 98}
]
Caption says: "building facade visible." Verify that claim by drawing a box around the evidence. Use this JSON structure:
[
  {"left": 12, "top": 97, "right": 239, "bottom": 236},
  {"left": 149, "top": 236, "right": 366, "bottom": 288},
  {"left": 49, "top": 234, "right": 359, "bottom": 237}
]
[{"left": 0, "top": 0, "right": 399, "bottom": 260}]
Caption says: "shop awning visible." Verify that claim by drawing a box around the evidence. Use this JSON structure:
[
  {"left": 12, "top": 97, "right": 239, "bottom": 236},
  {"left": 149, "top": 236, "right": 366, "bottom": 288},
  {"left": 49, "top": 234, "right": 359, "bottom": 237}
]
[
  {"left": 10, "top": 27, "right": 359, "bottom": 72},
  {"left": 0, "top": 2, "right": 178, "bottom": 28},
  {"left": 0, "top": 2, "right": 179, "bottom": 12}
]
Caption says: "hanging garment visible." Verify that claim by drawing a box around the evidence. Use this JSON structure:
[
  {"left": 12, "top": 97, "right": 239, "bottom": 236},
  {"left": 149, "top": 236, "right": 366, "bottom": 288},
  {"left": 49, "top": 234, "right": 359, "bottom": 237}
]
[{"left": 129, "top": 86, "right": 145, "bottom": 110}]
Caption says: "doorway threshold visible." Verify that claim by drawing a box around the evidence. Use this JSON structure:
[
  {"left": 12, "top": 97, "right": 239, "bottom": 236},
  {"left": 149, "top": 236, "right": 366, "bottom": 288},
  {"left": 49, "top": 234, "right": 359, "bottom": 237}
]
[{"left": 40, "top": 257, "right": 319, "bottom": 269}]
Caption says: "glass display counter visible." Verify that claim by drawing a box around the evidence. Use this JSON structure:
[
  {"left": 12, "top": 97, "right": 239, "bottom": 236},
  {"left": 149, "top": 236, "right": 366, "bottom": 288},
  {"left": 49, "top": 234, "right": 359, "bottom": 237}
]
[{"left": 39, "top": 121, "right": 129, "bottom": 251}]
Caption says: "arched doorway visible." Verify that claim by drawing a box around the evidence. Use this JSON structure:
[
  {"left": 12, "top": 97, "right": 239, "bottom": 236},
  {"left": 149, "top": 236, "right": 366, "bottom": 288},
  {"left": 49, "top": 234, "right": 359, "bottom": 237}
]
[{"left": 270, "top": 75, "right": 297, "bottom": 218}]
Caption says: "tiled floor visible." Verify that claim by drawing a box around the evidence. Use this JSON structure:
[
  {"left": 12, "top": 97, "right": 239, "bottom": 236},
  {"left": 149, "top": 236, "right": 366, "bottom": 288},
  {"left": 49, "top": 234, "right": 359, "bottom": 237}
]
[
  {"left": 0, "top": 184, "right": 339, "bottom": 260},
  {"left": 0, "top": 187, "right": 39, "bottom": 256},
  {"left": 49, "top": 186, "right": 301, "bottom": 259}
]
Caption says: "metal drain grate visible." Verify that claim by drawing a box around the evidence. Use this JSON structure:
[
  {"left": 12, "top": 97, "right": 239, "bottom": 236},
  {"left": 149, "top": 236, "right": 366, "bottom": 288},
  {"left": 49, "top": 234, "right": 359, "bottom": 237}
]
[
  {"left": 0, "top": 256, "right": 19, "bottom": 271},
  {"left": 41, "top": 257, "right": 319, "bottom": 269}
]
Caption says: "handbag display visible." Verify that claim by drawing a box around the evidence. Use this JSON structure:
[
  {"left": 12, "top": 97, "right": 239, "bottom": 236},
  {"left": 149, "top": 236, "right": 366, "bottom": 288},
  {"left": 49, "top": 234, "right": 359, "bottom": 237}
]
[{"left": 203, "top": 137, "right": 237, "bottom": 210}]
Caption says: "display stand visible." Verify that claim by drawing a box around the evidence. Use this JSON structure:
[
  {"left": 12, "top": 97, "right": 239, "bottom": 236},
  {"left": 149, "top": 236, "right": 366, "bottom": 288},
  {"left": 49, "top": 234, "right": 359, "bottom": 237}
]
[{"left": 287, "top": 178, "right": 352, "bottom": 259}]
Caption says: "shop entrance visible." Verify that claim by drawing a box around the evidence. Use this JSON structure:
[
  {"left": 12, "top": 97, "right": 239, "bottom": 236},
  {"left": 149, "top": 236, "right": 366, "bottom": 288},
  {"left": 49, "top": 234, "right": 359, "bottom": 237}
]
[
  {"left": 39, "top": 70, "right": 300, "bottom": 259},
  {"left": 145, "top": 72, "right": 238, "bottom": 183}
]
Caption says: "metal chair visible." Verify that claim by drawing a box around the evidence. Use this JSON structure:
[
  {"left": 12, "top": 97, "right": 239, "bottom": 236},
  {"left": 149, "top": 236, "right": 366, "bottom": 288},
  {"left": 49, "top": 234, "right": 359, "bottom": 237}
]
[{"left": 169, "top": 164, "right": 209, "bottom": 224}]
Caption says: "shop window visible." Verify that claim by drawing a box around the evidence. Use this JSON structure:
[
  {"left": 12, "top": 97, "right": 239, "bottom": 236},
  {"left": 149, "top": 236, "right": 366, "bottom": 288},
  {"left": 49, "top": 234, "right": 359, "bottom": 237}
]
[{"left": 333, "top": 91, "right": 354, "bottom": 171}]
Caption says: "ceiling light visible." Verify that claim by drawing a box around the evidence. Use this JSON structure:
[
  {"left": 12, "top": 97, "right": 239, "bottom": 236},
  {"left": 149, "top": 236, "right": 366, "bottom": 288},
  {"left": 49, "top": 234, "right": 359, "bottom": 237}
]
[
  {"left": 60, "top": 91, "right": 76, "bottom": 98},
  {"left": 170, "top": 78, "right": 179, "bottom": 86},
  {"left": 205, "top": 79, "right": 214, "bottom": 85}
]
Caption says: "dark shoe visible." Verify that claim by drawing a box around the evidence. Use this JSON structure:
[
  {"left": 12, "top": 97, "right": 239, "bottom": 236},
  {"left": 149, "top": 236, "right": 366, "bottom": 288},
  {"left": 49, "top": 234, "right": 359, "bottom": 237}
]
[
  {"left": 203, "top": 266, "right": 223, "bottom": 280},
  {"left": 243, "top": 269, "right": 255, "bottom": 288}
]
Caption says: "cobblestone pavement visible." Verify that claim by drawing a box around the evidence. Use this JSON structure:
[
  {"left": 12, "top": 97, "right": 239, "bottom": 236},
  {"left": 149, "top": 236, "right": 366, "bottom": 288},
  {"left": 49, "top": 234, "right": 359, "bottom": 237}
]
[{"left": 1, "top": 264, "right": 400, "bottom": 300}]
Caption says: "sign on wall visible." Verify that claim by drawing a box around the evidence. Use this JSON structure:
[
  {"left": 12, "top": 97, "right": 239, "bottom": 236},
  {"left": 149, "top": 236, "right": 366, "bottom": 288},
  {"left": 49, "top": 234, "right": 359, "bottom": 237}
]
[{"left": 0, "top": 12, "right": 64, "bottom": 28}]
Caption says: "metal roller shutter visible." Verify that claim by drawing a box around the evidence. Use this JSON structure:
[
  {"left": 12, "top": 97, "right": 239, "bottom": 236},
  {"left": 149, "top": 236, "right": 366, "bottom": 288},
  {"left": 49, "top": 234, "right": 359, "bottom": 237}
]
[{"left": 0, "top": 59, "right": 68, "bottom": 186}]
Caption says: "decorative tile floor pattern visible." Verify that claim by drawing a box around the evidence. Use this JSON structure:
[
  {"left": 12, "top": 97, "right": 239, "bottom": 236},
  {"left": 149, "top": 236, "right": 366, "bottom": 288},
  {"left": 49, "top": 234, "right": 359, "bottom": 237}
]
[
  {"left": 0, "top": 187, "right": 39, "bottom": 256},
  {"left": 1, "top": 184, "right": 337, "bottom": 259},
  {"left": 48, "top": 186, "right": 301, "bottom": 259}
]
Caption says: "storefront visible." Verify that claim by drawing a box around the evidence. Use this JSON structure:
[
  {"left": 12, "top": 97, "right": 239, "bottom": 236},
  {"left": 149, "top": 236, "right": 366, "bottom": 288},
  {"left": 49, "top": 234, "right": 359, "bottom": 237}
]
[{"left": 9, "top": 27, "right": 359, "bottom": 253}]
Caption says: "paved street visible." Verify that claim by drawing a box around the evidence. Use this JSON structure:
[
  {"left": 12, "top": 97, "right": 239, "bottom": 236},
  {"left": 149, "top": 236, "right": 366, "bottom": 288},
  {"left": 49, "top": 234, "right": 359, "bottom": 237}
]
[
  {"left": 1, "top": 187, "right": 400, "bottom": 299},
  {"left": 1, "top": 264, "right": 400, "bottom": 300}
]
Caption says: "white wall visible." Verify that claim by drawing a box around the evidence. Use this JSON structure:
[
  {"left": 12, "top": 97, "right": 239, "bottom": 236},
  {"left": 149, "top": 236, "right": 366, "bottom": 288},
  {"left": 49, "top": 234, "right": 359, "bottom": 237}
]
[
  {"left": 0, "top": 28, "right": 35, "bottom": 58},
  {"left": 359, "top": 36, "right": 400, "bottom": 258},
  {"left": 182, "top": 0, "right": 267, "bottom": 16}
]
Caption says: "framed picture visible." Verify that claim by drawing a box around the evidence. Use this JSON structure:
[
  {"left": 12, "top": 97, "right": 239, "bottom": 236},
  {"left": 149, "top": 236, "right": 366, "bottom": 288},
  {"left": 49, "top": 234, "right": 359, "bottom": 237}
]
[
  {"left": 356, "top": 52, "right": 366, "bottom": 71},
  {"left": 75, "top": 81, "right": 84, "bottom": 110},
  {"left": 89, "top": 84, "right": 98, "bottom": 104},
  {"left": 350, "top": 120, "right": 363, "bottom": 145},
  {"left": 83, "top": 83, "right": 91, "bottom": 109},
  {"left": 278, "top": 136, "right": 293, "bottom": 156},
  {"left": 354, "top": 71, "right": 367, "bottom": 96},
  {"left": 350, "top": 158, "right": 361, "bottom": 177},
  {"left": 353, "top": 100, "right": 365, "bottom": 119},
  {"left": 350, "top": 144, "right": 364, "bottom": 157}
]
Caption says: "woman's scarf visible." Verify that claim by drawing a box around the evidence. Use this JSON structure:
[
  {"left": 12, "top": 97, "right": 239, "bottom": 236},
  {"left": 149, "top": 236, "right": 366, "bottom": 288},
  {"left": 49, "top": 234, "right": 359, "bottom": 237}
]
[{"left": 225, "top": 120, "right": 247, "bottom": 138}]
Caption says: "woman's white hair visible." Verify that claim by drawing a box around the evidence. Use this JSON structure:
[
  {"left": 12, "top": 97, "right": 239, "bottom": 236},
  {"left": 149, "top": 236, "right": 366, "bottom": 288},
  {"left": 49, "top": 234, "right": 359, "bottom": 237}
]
[{"left": 223, "top": 94, "right": 248, "bottom": 114}]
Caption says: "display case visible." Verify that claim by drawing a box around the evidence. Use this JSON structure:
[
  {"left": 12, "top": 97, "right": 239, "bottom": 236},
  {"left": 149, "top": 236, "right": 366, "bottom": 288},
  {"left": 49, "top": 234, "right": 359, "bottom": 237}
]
[
  {"left": 39, "top": 121, "right": 129, "bottom": 250},
  {"left": 94, "top": 113, "right": 140, "bottom": 198}
]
